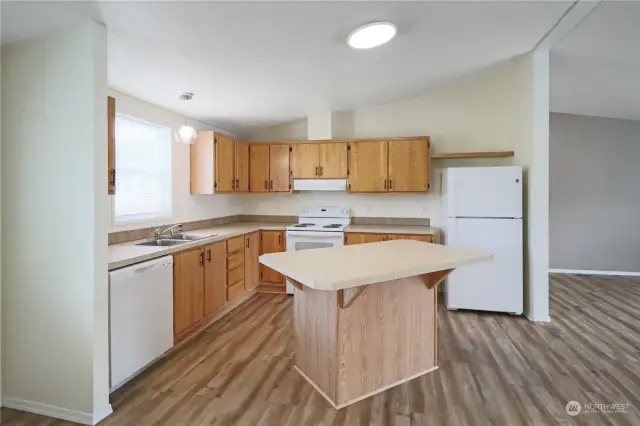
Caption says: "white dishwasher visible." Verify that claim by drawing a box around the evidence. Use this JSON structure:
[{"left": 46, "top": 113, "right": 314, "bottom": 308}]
[{"left": 109, "top": 255, "right": 174, "bottom": 391}]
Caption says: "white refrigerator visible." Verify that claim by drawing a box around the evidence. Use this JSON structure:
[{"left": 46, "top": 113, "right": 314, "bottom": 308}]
[{"left": 442, "top": 166, "right": 523, "bottom": 315}]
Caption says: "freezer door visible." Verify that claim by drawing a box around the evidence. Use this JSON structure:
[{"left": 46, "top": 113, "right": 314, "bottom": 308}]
[
  {"left": 445, "top": 218, "right": 523, "bottom": 314},
  {"left": 445, "top": 166, "right": 522, "bottom": 218}
]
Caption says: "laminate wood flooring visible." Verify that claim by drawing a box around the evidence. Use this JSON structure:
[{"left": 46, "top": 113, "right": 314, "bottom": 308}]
[{"left": 2, "top": 273, "right": 639, "bottom": 425}]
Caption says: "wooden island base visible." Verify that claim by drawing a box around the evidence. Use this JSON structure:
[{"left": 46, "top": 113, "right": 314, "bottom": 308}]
[{"left": 292, "top": 272, "right": 448, "bottom": 409}]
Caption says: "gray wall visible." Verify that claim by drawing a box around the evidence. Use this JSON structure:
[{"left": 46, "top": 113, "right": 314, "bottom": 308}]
[{"left": 550, "top": 113, "right": 640, "bottom": 272}]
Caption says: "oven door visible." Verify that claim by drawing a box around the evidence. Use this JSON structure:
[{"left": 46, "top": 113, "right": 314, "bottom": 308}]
[{"left": 285, "top": 231, "right": 344, "bottom": 294}]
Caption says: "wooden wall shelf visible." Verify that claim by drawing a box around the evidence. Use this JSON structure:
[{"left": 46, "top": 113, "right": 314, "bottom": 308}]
[{"left": 430, "top": 151, "right": 514, "bottom": 160}]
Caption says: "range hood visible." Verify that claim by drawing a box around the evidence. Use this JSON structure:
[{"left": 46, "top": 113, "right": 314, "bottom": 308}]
[{"left": 292, "top": 179, "right": 348, "bottom": 192}]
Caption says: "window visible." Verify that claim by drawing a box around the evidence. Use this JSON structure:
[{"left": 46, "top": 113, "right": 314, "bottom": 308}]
[{"left": 113, "top": 114, "right": 172, "bottom": 224}]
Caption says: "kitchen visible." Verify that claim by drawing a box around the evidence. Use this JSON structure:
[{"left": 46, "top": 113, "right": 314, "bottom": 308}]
[{"left": 6, "top": 1, "right": 626, "bottom": 425}]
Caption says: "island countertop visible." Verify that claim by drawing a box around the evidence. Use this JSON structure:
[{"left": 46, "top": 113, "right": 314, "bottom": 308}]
[{"left": 259, "top": 239, "right": 491, "bottom": 291}]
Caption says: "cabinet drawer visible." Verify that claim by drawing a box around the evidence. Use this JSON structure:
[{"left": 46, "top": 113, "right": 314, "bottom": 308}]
[
  {"left": 227, "top": 236, "right": 245, "bottom": 254},
  {"left": 227, "top": 252, "right": 244, "bottom": 270},
  {"left": 227, "top": 280, "right": 245, "bottom": 300},
  {"left": 228, "top": 265, "right": 245, "bottom": 286}
]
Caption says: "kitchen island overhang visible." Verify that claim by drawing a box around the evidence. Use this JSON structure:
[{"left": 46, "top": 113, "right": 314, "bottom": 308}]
[{"left": 260, "top": 239, "right": 491, "bottom": 409}]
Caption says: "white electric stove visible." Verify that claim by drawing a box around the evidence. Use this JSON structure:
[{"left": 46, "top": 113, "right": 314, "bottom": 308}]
[{"left": 285, "top": 207, "right": 351, "bottom": 294}]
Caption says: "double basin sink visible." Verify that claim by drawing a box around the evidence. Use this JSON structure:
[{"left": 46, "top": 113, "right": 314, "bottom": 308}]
[{"left": 136, "top": 233, "right": 217, "bottom": 247}]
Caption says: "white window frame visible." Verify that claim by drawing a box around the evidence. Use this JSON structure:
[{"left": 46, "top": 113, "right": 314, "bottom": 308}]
[{"left": 111, "top": 114, "right": 173, "bottom": 226}]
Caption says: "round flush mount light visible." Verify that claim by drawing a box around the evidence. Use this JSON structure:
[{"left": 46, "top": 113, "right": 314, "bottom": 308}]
[{"left": 347, "top": 22, "right": 397, "bottom": 49}]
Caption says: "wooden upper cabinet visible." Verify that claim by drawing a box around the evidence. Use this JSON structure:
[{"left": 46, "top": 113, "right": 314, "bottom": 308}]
[
  {"left": 260, "top": 230, "right": 285, "bottom": 283},
  {"left": 249, "top": 144, "right": 270, "bottom": 192},
  {"left": 190, "top": 131, "right": 215, "bottom": 194},
  {"left": 203, "top": 242, "right": 227, "bottom": 315},
  {"left": 173, "top": 247, "right": 205, "bottom": 336},
  {"left": 388, "top": 139, "right": 429, "bottom": 192},
  {"left": 319, "top": 142, "right": 347, "bottom": 178},
  {"left": 215, "top": 134, "right": 235, "bottom": 193},
  {"left": 245, "top": 232, "right": 260, "bottom": 290},
  {"left": 348, "top": 140, "right": 388, "bottom": 192},
  {"left": 345, "top": 233, "right": 387, "bottom": 245},
  {"left": 107, "top": 96, "right": 116, "bottom": 195},
  {"left": 291, "top": 143, "right": 319, "bottom": 178},
  {"left": 235, "top": 140, "right": 250, "bottom": 192},
  {"left": 269, "top": 144, "right": 291, "bottom": 192}
]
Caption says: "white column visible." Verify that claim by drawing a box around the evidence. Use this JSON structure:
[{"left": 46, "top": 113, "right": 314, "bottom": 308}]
[
  {"left": 527, "top": 49, "right": 550, "bottom": 322},
  {"left": 307, "top": 111, "right": 332, "bottom": 140},
  {"left": 1, "top": 21, "right": 110, "bottom": 424}
]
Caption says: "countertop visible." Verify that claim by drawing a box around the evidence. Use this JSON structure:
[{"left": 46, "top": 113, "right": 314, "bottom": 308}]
[
  {"left": 108, "top": 222, "right": 289, "bottom": 271},
  {"left": 259, "top": 239, "right": 491, "bottom": 291},
  {"left": 345, "top": 224, "right": 437, "bottom": 235}
]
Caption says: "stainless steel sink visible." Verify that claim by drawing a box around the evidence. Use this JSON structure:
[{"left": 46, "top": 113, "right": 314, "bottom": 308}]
[
  {"left": 136, "top": 239, "right": 187, "bottom": 247},
  {"left": 135, "top": 233, "right": 217, "bottom": 247},
  {"left": 164, "top": 233, "right": 216, "bottom": 241}
]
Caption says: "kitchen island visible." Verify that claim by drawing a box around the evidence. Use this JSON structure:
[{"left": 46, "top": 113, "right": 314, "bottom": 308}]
[{"left": 259, "top": 239, "right": 491, "bottom": 409}]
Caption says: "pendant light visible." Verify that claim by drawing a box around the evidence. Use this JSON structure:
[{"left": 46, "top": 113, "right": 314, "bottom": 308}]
[{"left": 175, "top": 92, "right": 197, "bottom": 145}]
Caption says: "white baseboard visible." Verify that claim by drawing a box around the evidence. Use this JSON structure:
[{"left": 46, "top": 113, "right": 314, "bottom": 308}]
[
  {"left": 2, "top": 397, "right": 93, "bottom": 425},
  {"left": 93, "top": 403, "right": 113, "bottom": 425},
  {"left": 549, "top": 269, "right": 640, "bottom": 277},
  {"left": 526, "top": 312, "right": 551, "bottom": 323}
]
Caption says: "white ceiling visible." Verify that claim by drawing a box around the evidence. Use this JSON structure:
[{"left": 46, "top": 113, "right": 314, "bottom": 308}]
[
  {"left": 552, "top": 1, "right": 640, "bottom": 121},
  {"left": 2, "top": 1, "right": 573, "bottom": 134}
]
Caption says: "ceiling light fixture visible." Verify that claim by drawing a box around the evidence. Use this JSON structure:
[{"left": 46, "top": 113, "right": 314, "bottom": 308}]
[
  {"left": 347, "top": 22, "right": 397, "bottom": 49},
  {"left": 176, "top": 92, "right": 197, "bottom": 145}
]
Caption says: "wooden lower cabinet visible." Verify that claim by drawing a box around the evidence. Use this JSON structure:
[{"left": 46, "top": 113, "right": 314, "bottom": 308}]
[
  {"left": 173, "top": 247, "right": 205, "bottom": 337},
  {"left": 203, "top": 242, "right": 227, "bottom": 316},
  {"left": 245, "top": 232, "right": 260, "bottom": 290},
  {"left": 346, "top": 233, "right": 434, "bottom": 245},
  {"left": 260, "top": 230, "right": 285, "bottom": 284},
  {"left": 345, "top": 233, "right": 386, "bottom": 245},
  {"left": 387, "top": 234, "right": 433, "bottom": 243}
]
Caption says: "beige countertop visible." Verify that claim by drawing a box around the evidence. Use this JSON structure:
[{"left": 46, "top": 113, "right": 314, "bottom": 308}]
[
  {"left": 345, "top": 224, "right": 438, "bottom": 235},
  {"left": 259, "top": 240, "right": 491, "bottom": 291},
  {"left": 108, "top": 222, "right": 290, "bottom": 271}
]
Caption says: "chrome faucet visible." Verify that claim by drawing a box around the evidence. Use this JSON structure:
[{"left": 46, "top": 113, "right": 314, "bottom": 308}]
[{"left": 155, "top": 223, "right": 183, "bottom": 239}]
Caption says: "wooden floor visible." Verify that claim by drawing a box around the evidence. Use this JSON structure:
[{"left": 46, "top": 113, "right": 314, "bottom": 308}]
[{"left": 3, "top": 273, "right": 640, "bottom": 425}]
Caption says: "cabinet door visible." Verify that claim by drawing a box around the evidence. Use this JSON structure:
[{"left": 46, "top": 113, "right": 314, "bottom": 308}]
[
  {"left": 348, "top": 141, "right": 388, "bottom": 192},
  {"left": 260, "top": 231, "right": 285, "bottom": 283},
  {"left": 190, "top": 131, "right": 215, "bottom": 194},
  {"left": 249, "top": 144, "right": 270, "bottom": 192},
  {"left": 245, "top": 232, "right": 260, "bottom": 290},
  {"left": 387, "top": 234, "right": 433, "bottom": 243},
  {"left": 215, "top": 134, "right": 235, "bottom": 193},
  {"left": 319, "top": 142, "right": 348, "bottom": 178},
  {"left": 345, "top": 233, "right": 387, "bottom": 245},
  {"left": 291, "top": 143, "right": 319, "bottom": 179},
  {"left": 269, "top": 144, "right": 291, "bottom": 192},
  {"left": 203, "top": 242, "right": 227, "bottom": 316},
  {"left": 107, "top": 96, "right": 116, "bottom": 195},
  {"left": 173, "top": 248, "right": 204, "bottom": 336},
  {"left": 388, "top": 139, "right": 429, "bottom": 192},
  {"left": 235, "top": 140, "right": 250, "bottom": 192}
]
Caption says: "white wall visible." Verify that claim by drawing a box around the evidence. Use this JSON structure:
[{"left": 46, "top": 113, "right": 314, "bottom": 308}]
[
  {"left": 2, "top": 22, "right": 109, "bottom": 424},
  {"left": 108, "top": 91, "right": 241, "bottom": 232},
  {"left": 248, "top": 56, "right": 533, "bottom": 224}
]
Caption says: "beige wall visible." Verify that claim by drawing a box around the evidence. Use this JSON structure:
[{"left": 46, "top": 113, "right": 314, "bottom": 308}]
[
  {"left": 247, "top": 56, "right": 533, "bottom": 225},
  {"left": 108, "top": 91, "right": 242, "bottom": 233}
]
